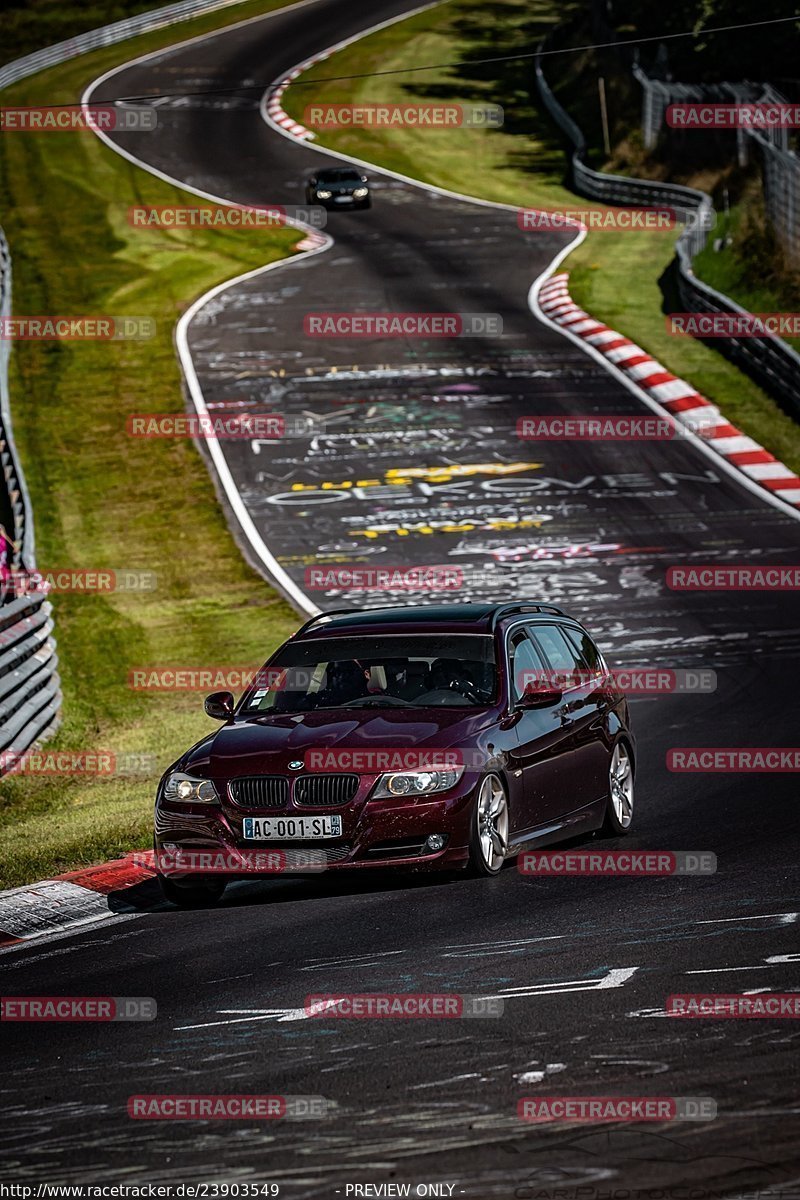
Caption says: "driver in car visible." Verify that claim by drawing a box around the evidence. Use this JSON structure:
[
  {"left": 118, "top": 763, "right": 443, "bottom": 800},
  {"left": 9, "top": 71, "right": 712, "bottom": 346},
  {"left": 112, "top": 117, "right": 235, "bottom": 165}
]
[
  {"left": 314, "top": 660, "right": 371, "bottom": 708},
  {"left": 425, "top": 659, "right": 478, "bottom": 700}
]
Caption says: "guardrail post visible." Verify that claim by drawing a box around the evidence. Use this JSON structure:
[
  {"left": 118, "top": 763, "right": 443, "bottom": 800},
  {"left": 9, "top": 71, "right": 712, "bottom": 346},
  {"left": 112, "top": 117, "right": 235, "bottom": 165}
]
[{"left": 0, "top": 229, "right": 61, "bottom": 768}]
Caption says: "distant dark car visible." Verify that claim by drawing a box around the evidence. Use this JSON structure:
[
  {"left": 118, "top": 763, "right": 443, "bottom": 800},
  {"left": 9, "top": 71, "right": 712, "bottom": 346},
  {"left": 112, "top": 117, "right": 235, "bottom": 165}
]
[
  {"left": 305, "top": 166, "right": 371, "bottom": 209},
  {"left": 154, "top": 602, "right": 635, "bottom": 905}
]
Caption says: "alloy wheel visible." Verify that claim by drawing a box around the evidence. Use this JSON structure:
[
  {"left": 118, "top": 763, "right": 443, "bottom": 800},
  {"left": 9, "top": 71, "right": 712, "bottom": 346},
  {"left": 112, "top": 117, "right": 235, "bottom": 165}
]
[
  {"left": 609, "top": 742, "right": 634, "bottom": 828},
  {"left": 476, "top": 774, "right": 509, "bottom": 872}
]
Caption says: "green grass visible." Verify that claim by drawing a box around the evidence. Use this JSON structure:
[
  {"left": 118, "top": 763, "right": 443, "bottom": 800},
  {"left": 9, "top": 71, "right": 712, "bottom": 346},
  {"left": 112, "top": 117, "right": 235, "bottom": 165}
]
[
  {"left": 694, "top": 192, "right": 800, "bottom": 353},
  {"left": 0, "top": 0, "right": 304, "bottom": 888},
  {"left": 284, "top": 0, "right": 800, "bottom": 475}
]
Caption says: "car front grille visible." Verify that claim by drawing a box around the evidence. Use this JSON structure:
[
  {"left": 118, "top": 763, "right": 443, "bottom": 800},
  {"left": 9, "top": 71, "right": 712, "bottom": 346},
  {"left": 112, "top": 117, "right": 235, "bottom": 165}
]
[
  {"left": 255, "top": 843, "right": 352, "bottom": 863},
  {"left": 228, "top": 773, "right": 360, "bottom": 809},
  {"left": 229, "top": 776, "right": 289, "bottom": 809},
  {"left": 294, "top": 773, "right": 360, "bottom": 807}
]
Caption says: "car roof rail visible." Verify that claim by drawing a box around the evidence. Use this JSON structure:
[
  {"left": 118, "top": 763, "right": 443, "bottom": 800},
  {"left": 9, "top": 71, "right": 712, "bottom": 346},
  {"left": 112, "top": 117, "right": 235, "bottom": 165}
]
[
  {"left": 294, "top": 602, "right": 462, "bottom": 635},
  {"left": 294, "top": 602, "right": 569, "bottom": 638},
  {"left": 293, "top": 608, "right": 356, "bottom": 637},
  {"left": 490, "top": 602, "right": 565, "bottom": 629}
]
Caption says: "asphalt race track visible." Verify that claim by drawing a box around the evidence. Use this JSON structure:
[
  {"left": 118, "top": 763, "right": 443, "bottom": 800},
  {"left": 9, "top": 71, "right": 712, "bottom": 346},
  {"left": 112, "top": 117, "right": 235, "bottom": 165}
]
[{"left": 2, "top": 0, "right": 800, "bottom": 1193}]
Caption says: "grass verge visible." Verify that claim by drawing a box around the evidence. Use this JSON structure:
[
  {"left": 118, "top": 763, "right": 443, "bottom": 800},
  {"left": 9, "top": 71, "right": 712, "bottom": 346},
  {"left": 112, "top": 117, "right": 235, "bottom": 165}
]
[
  {"left": 693, "top": 186, "right": 800, "bottom": 346},
  {"left": 0, "top": 0, "right": 304, "bottom": 888},
  {"left": 283, "top": 0, "right": 800, "bottom": 474}
]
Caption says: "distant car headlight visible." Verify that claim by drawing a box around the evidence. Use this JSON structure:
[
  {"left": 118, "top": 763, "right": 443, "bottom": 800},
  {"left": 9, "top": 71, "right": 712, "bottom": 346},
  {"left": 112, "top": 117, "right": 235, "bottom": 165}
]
[
  {"left": 163, "top": 772, "right": 219, "bottom": 804},
  {"left": 352, "top": 187, "right": 369, "bottom": 198},
  {"left": 315, "top": 189, "right": 332, "bottom": 199},
  {"left": 372, "top": 765, "right": 464, "bottom": 799}
]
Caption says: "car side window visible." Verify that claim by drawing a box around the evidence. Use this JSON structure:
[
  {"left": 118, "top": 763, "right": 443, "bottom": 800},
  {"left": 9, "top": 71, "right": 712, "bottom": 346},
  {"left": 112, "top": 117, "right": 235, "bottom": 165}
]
[
  {"left": 528, "top": 624, "right": 586, "bottom": 689},
  {"left": 508, "top": 630, "right": 546, "bottom": 702},
  {"left": 562, "top": 626, "right": 604, "bottom": 675}
]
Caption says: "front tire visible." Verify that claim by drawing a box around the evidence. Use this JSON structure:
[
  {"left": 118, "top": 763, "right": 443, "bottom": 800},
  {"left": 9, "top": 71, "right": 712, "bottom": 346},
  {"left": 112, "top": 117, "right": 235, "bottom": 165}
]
[
  {"left": 158, "top": 874, "right": 226, "bottom": 908},
  {"left": 468, "top": 773, "right": 509, "bottom": 876},
  {"left": 602, "top": 740, "right": 635, "bottom": 835}
]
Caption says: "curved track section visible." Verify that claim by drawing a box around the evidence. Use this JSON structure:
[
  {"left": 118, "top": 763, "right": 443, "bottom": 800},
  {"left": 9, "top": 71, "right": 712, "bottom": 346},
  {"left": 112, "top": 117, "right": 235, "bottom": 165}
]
[{"left": 86, "top": 0, "right": 800, "bottom": 669}]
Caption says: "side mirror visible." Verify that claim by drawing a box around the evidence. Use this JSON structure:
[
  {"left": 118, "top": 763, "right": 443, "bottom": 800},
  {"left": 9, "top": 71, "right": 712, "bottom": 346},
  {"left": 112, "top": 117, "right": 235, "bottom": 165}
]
[
  {"left": 204, "top": 690, "right": 234, "bottom": 720},
  {"left": 515, "top": 686, "right": 563, "bottom": 710}
]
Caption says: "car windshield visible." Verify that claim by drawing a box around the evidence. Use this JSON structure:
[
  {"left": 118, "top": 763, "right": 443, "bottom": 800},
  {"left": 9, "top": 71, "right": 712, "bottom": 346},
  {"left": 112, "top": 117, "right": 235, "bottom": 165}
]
[
  {"left": 241, "top": 634, "right": 498, "bottom": 712},
  {"left": 317, "top": 169, "right": 362, "bottom": 181}
]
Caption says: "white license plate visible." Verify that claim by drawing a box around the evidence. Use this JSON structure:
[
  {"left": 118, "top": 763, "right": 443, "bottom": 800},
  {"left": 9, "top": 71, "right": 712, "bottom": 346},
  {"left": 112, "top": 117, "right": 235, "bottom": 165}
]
[
  {"left": 334, "top": 195, "right": 353, "bottom": 203},
  {"left": 242, "top": 815, "right": 342, "bottom": 840}
]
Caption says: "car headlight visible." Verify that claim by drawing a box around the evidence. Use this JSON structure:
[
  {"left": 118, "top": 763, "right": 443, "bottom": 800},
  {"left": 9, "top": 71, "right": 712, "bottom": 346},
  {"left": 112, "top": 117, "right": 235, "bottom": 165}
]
[
  {"left": 352, "top": 187, "right": 369, "bottom": 198},
  {"left": 315, "top": 189, "right": 332, "bottom": 199},
  {"left": 372, "top": 765, "right": 464, "bottom": 799},
  {"left": 163, "top": 772, "right": 219, "bottom": 804}
]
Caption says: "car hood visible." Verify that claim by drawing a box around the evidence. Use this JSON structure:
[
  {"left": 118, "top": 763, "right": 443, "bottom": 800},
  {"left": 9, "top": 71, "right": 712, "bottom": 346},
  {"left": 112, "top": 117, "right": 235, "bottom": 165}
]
[{"left": 184, "top": 708, "right": 496, "bottom": 778}]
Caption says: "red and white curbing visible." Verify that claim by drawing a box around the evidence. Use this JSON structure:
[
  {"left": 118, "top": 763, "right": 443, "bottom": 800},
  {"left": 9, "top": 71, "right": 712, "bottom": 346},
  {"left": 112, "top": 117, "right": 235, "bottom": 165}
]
[
  {"left": 538, "top": 274, "right": 800, "bottom": 509},
  {"left": 293, "top": 231, "right": 328, "bottom": 252},
  {"left": 0, "top": 851, "right": 156, "bottom": 949},
  {"left": 264, "top": 50, "right": 333, "bottom": 140}
]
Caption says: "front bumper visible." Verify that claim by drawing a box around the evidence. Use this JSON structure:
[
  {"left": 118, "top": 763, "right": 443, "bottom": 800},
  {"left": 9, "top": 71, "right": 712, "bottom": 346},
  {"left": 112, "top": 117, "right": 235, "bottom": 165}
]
[
  {"left": 155, "top": 772, "right": 480, "bottom": 876},
  {"left": 314, "top": 193, "right": 369, "bottom": 208}
]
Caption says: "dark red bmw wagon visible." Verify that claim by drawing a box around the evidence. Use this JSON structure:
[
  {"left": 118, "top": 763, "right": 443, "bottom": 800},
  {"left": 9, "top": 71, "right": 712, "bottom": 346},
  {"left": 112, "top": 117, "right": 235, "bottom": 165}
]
[{"left": 154, "top": 602, "right": 635, "bottom": 905}]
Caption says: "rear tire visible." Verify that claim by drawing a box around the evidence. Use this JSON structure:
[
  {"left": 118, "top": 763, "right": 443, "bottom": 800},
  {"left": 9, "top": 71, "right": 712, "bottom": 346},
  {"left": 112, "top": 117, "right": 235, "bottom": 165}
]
[
  {"left": 602, "top": 740, "right": 635, "bottom": 835},
  {"left": 468, "top": 773, "right": 509, "bottom": 876},
  {"left": 158, "top": 874, "right": 226, "bottom": 908}
]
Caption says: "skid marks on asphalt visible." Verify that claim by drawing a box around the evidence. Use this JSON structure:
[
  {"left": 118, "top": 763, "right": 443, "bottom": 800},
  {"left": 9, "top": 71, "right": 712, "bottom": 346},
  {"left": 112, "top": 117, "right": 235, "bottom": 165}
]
[
  {"left": 513, "top": 1062, "right": 568, "bottom": 1085},
  {"left": 166, "top": 909, "right": 800, "bottom": 1032},
  {"left": 173, "top": 966, "right": 642, "bottom": 1029}
]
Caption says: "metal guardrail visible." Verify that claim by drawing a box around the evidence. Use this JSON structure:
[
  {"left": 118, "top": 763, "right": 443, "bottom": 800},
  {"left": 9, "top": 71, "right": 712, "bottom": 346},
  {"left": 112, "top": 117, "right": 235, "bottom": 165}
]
[
  {"left": 535, "top": 49, "right": 800, "bottom": 422},
  {"left": 0, "top": 0, "right": 261, "bottom": 771},
  {"left": 0, "top": 0, "right": 250, "bottom": 91},
  {"left": 0, "top": 592, "right": 60, "bottom": 763},
  {"left": 0, "top": 231, "right": 61, "bottom": 769},
  {"left": 0, "top": 232, "right": 35, "bottom": 570}
]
